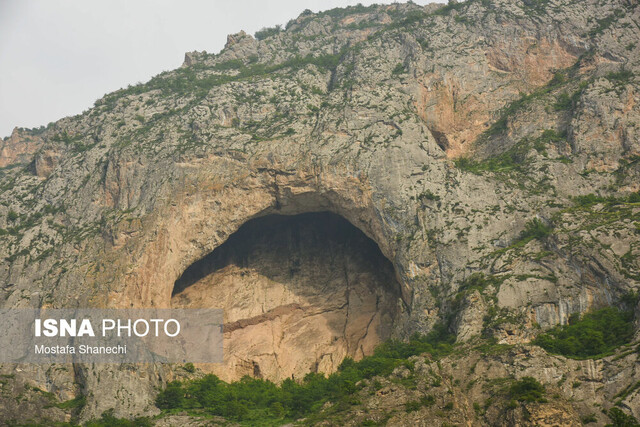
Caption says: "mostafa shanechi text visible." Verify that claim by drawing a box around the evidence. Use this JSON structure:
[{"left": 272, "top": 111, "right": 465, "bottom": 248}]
[{"left": 0, "top": 308, "right": 223, "bottom": 363}]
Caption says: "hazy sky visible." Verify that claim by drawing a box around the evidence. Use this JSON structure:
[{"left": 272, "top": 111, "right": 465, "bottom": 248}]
[{"left": 0, "top": 0, "right": 441, "bottom": 138}]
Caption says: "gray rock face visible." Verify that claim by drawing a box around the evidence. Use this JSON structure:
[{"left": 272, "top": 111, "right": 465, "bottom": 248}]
[{"left": 0, "top": 0, "right": 639, "bottom": 423}]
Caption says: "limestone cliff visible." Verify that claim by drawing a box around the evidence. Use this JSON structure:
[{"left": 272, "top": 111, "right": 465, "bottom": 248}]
[{"left": 0, "top": 0, "right": 639, "bottom": 424}]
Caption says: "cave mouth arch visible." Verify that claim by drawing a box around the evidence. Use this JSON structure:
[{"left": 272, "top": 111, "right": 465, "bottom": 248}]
[{"left": 171, "top": 211, "right": 401, "bottom": 382}]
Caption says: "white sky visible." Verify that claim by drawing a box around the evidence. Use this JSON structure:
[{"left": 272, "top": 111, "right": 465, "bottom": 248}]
[{"left": 0, "top": 0, "right": 441, "bottom": 138}]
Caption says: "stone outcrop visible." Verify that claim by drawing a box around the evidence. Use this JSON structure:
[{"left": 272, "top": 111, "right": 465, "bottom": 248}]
[{"left": 0, "top": 128, "right": 43, "bottom": 168}]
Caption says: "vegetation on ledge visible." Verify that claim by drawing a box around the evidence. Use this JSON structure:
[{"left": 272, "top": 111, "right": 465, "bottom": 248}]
[
  {"left": 154, "top": 324, "right": 455, "bottom": 424},
  {"left": 534, "top": 307, "right": 635, "bottom": 359}
]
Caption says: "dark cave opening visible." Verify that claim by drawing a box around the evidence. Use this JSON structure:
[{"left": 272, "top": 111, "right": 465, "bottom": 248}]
[
  {"left": 170, "top": 211, "right": 401, "bottom": 381},
  {"left": 172, "top": 212, "right": 399, "bottom": 297}
]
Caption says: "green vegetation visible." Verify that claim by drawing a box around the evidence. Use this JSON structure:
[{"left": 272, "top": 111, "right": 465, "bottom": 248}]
[
  {"left": 385, "top": 9, "right": 429, "bottom": 31},
  {"left": 614, "top": 380, "right": 640, "bottom": 406},
  {"left": 213, "top": 59, "right": 244, "bottom": 71},
  {"left": 520, "top": 218, "right": 552, "bottom": 241},
  {"left": 7, "top": 209, "right": 18, "bottom": 221},
  {"left": 604, "top": 69, "right": 635, "bottom": 95},
  {"left": 483, "top": 306, "right": 525, "bottom": 338},
  {"left": 571, "top": 190, "right": 640, "bottom": 208},
  {"left": 606, "top": 69, "right": 634, "bottom": 85},
  {"left": 85, "top": 409, "right": 152, "bottom": 427},
  {"left": 92, "top": 2, "right": 475, "bottom": 116},
  {"left": 405, "top": 394, "right": 435, "bottom": 412},
  {"left": 457, "top": 273, "right": 504, "bottom": 297},
  {"left": 416, "top": 189, "right": 440, "bottom": 202},
  {"left": 564, "top": 190, "right": 640, "bottom": 231},
  {"left": 55, "top": 395, "right": 86, "bottom": 411},
  {"left": 487, "top": 217, "right": 553, "bottom": 260},
  {"left": 155, "top": 325, "right": 455, "bottom": 423},
  {"left": 484, "top": 70, "right": 568, "bottom": 137},
  {"left": 572, "top": 193, "right": 609, "bottom": 207},
  {"left": 97, "top": 51, "right": 344, "bottom": 108},
  {"left": 454, "top": 141, "right": 530, "bottom": 175},
  {"left": 51, "top": 131, "right": 93, "bottom": 153},
  {"left": 534, "top": 307, "right": 635, "bottom": 359},
  {"left": 314, "top": 3, "right": 377, "bottom": 20},
  {"left": 450, "top": 273, "right": 507, "bottom": 331},
  {"left": 553, "top": 92, "right": 572, "bottom": 111},
  {"left": 508, "top": 377, "right": 546, "bottom": 403},
  {"left": 433, "top": 0, "right": 467, "bottom": 16},
  {"left": 532, "top": 129, "right": 567, "bottom": 154},
  {"left": 482, "top": 376, "right": 547, "bottom": 414},
  {"left": 521, "top": 0, "right": 551, "bottom": 16},
  {"left": 461, "top": 129, "right": 563, "bottom": 179},
  {"left": 452, "top": 63, "right": 586, "bottom": 193},
  {"left": 254, "top": 25, "right": 282, "bottom": 41},
  {"left": 589, "top": 9, "right": 626, "bottom": 37},
  {"left": 551, "top": 191, "right": 640, "bottom": 281},
  {"left": 606, "top": 407, "right": 640, "bottom": 427},
  {"left": 452, "top": 135, "right": 560, "bottom": 195},
  {"left": 392, "top": 63, "right": 406, "bottom": 75}
]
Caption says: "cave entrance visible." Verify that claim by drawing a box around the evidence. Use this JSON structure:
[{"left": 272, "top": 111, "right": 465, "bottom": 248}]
[{"left": 171, "top": 211, "right": 401, "bottom": 382}]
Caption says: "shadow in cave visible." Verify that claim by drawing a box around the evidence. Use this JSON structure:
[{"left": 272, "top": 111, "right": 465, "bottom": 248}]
[
  {"left": 171, "top": 211, "right": 400, "bottom": 298},
  {"left": 170, "top": 211, "right": 402, "bottom": 381}
]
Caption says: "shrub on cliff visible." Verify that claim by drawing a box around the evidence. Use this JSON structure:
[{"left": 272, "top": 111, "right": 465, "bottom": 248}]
[
  {"left": 155, "top": 324, "right": 455, "bottom": 422},
  {"left": 606, "top": 407, "right": 640, "bottom": 427},
  {"left": 520, "top": 218, "right": 552, "bottom": 240},
  {"left": 534, "top": 307, "right": 634, "bottom": 358},
  {"left": 254, "top": 25, "right": 281, "bottom": 40},
  {"left": 85, "top": 409, "right": 152, "bottom": 427},
  {"left": 509, "top": 377, "right": 546, "bottom": 403}
]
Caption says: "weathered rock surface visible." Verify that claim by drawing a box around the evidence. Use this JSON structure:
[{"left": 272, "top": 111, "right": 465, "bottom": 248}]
[
  {"left": 0, "top": 0, "right": 639, "bottom": 424},
  {"left": 0, "top": 128, "right": 43, "bottom": 168}
]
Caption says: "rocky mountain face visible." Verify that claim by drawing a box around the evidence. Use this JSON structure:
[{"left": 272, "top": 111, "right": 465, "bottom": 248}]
[{"left": 0, "top": 0, "right": 639, "bottom": 424}]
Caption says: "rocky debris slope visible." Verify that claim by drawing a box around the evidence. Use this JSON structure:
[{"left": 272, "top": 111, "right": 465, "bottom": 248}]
[
  {"left": 0, "top": 0, "right": 639, "bottom": 423},
  {"left": 289, "top": 344, "right": 636, "bottom": 426}
]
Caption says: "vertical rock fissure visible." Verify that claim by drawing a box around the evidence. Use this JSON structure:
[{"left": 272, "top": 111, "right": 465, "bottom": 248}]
[{"left": 342, "top": 261, "right": 352, "bottom": 356}]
